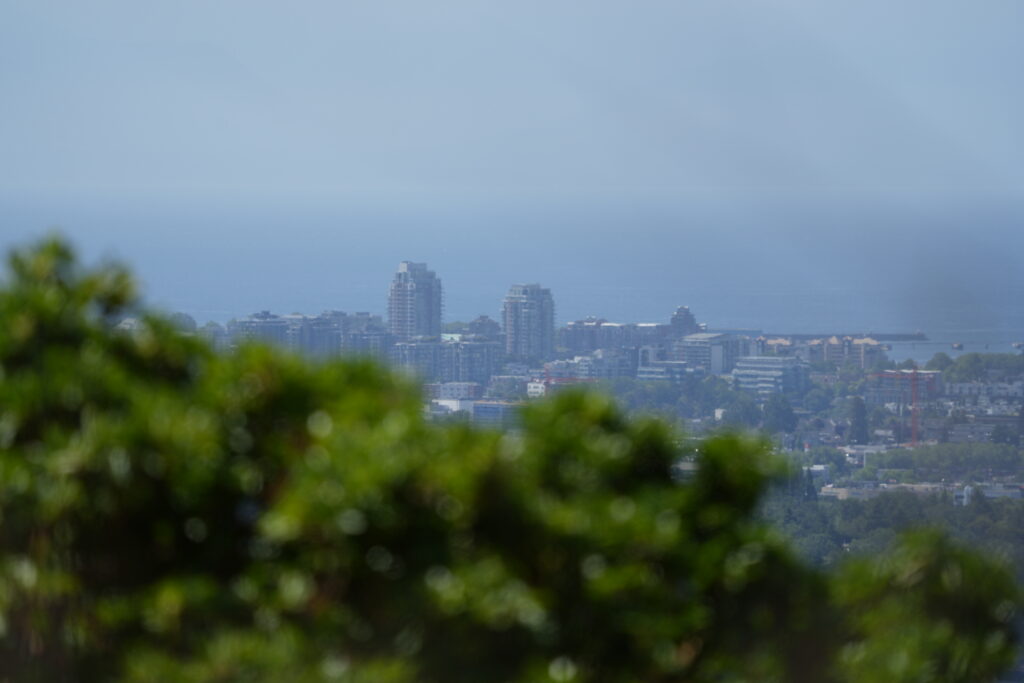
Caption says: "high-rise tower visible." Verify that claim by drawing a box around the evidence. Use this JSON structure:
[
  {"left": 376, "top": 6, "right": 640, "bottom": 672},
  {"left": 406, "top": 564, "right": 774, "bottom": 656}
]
[
  {"left": 388, "top": 262, "right": 442, "bottom": 340},
  {"left": 502, "top": 283, "right": 554, "bottom": 361}
]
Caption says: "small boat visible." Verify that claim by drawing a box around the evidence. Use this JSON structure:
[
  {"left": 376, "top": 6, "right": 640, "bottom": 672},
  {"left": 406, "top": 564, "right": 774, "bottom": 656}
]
[
  {"left": 951, "top": 342, "right": 964, "bottom": 350},
  {"left": 1013, "top": 342, "right": 1023, "bottom": 349}
]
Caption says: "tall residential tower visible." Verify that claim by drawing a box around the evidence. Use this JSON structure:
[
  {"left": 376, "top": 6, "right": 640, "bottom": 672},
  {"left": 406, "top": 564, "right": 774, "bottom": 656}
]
[
  {"left": 388, "top": 262, "right": 442, "bottom": 340},
  {"left": 502, "top": 283, "right": 555, "bottom": 361}
]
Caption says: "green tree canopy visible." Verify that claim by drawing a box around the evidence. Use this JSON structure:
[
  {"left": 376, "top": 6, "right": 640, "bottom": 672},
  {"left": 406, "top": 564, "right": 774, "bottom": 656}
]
[
  {"left": 722, "top": 393, "right": 761, "bottom": 430},
  {"left": 803, "top": 386, "right": 834, "bottom": 414},
  {"left": 0, "top": 239, "right": 1019, "bottom": 682},
  {"left": 943, "top": 353, "right": 1024, "bottom": 383},
  {"left": 847, "top": 397, "right": 870, "bottom": 446},
  {"left": 763, "top": 393, "right": 797, "bottom": 434},
  {"left": 926, "top": 352, "right": 954, "bottom": 372}
]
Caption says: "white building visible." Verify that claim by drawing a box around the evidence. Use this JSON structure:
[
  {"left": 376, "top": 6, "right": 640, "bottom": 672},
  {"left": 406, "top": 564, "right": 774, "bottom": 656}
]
[{"left": 732, "top": 356, "right": 809, "bottom": 399}]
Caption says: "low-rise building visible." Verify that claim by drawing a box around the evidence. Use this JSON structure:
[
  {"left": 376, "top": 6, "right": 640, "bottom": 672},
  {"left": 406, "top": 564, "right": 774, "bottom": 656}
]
[
  {"left": 472, "top": 400, "right": 520, "bottom": 428},
  {"left": 732, "top": 356, "right": 809, "bottom": 399},
  {"left": 228, "top": 311, "right": 291, "bottom": 347},
  {"left": 948, "top": 422, "right": 996, "bottom": 444},
  {"left": 425, "top": 382, "right": 484, "bottom": 400},
  {"left": 543, "top": 349, "right": 635, "bottom": 381},
  {"left": 430, "top": 399, "right": 476, "bottom": 416},
  {"left": 946, "top": 381, "right": 1024, "bottom": 400},
  {"left": 636, "top": 361, "right": 697, "bottom": 384},
  {"left": 442, "top": 340, "right": 504, "bottom": 384},
  {"left": 526, "top": 381, "right": 548, "bottom": 398},
  {"left": 674, "top": 333, "right": 747, "bottom": 375}
]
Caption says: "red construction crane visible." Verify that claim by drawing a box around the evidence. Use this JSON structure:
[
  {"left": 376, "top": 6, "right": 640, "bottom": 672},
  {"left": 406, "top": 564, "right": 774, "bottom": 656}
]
[
  {"left": 869, "top": 368, "right": 920, "bottom": 447},
  {"left": 910, "top": 367, "right": 919, "bottom": 447}
]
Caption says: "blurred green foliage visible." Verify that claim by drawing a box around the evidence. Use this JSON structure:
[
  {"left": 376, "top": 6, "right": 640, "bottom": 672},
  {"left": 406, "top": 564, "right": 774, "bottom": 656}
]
[{"left": 0, "top": 239, "right": 1020, "bottom": 682}]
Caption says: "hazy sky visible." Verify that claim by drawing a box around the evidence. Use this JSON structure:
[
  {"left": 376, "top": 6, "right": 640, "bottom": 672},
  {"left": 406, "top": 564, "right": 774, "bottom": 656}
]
[{"left": 2, "top": 1, "right": 1023, "bottom": 333}]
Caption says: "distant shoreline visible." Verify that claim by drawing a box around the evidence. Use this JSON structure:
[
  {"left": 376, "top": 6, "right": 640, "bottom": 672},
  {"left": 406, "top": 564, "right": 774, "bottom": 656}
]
[{"left": 765, "top": 332, "right": 929, "bottom": 342}]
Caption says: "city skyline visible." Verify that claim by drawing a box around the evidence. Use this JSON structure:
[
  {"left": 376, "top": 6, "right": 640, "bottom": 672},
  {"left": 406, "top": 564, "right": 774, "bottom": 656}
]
[
  {"left": 189, "top": 254, "right": 1021, "bottom": 382},
  {"left": 169, "top": 252, "right": 1017, "bottom": 343}
]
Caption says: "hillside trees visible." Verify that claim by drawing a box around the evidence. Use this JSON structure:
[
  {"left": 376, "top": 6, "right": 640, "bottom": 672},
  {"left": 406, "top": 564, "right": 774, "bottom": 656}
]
[
  {"left": 940, "top": 352, "right": 1024, "bottom": 383},
  {"left": 848, "top": 397, "right": 870, "bottom": 446},
  {"left": 763, "top": 393, "right": 797, "bottom": 434}
]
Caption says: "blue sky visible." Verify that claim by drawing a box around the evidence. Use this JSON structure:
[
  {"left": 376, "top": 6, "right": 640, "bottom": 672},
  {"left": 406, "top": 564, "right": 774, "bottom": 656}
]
[{"left": 2, "top": 1, "right": 1022, "bottom": 333}]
